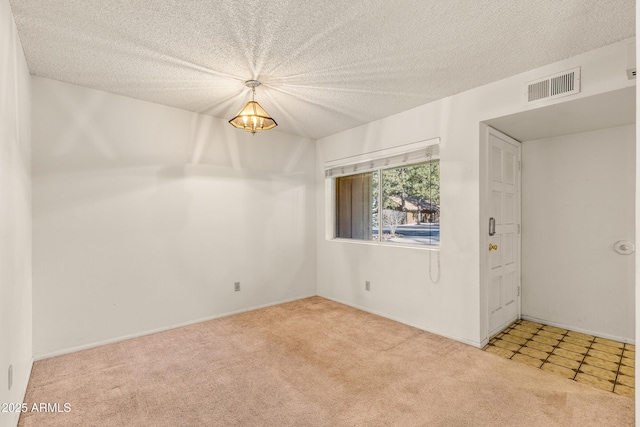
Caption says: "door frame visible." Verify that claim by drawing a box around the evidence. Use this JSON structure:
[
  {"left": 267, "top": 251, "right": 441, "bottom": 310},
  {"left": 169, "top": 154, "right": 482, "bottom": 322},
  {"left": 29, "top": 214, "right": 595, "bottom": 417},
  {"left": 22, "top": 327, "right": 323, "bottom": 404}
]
[{"left": 479, "top": 124, "right": 522, "bottom": 344}]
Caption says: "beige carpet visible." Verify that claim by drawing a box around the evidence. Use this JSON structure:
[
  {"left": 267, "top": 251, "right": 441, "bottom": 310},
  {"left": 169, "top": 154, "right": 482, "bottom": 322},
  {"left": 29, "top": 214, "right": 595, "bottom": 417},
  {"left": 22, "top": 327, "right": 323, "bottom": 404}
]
[{"left": 20, "top": 297, "right": 633, "bottom": 426}]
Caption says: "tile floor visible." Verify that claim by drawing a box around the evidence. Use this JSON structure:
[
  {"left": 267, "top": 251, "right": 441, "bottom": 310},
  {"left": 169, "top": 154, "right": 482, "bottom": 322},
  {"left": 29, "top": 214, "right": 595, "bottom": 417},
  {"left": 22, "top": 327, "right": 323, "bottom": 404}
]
[{"left": 483, "top": 319, "right": 635, "bottom": 398}]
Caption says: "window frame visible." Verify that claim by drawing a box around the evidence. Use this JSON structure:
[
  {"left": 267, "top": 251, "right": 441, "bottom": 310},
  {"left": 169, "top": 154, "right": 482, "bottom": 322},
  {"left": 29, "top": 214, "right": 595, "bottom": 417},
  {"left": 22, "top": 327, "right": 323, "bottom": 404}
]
[{"left": 325, "top": 139, "right": 440, "bottom": 250}]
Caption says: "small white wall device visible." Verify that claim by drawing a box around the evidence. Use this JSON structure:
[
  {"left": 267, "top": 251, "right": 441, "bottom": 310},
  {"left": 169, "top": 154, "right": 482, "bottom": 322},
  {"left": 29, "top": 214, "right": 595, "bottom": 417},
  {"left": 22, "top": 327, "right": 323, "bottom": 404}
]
[{"left": 613, "top": 240, "right": 635, "bottom": 255}]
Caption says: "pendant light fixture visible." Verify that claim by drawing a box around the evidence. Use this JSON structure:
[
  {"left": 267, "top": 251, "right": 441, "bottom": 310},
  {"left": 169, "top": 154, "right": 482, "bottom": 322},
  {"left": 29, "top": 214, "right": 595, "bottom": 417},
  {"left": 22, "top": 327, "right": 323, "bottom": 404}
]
[{"left": 229, "top": 80, "right": 277, "bottom": 134}]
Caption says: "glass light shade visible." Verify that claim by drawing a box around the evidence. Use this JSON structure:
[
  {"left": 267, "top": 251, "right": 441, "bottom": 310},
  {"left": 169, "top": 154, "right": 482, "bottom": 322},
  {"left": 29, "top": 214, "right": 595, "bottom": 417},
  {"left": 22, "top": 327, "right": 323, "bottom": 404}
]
[{"left": 228, "top": 101, "right": 277, "bottom": 133}]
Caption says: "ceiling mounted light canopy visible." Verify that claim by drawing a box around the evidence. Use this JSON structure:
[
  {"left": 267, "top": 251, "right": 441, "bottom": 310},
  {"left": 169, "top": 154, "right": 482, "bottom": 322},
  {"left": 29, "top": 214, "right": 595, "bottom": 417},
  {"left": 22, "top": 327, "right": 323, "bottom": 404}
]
[{"left": 229, "top": 80, "right": 277, "bottom": 134}]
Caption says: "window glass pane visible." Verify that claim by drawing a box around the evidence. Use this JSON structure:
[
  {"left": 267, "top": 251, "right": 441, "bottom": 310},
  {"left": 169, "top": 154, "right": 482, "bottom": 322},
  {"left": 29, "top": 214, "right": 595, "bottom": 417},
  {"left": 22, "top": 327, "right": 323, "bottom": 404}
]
[
  {"left": 381, "top": 160, "right": 440, "bottom": 246},
  {"left": 335, "top": 171, "right": 377, "bottom": 241}
]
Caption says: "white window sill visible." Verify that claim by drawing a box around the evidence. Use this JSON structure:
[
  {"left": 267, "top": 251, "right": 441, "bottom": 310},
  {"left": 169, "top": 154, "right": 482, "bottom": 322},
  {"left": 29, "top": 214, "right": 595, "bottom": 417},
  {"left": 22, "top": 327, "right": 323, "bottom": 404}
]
[{"left": 328, "top": 237, "right": 440, "bottom": 251}]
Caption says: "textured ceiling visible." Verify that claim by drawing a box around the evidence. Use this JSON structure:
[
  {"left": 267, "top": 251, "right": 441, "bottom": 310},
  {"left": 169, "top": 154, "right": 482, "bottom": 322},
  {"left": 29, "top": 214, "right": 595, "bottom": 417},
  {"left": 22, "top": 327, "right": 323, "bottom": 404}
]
[{"left": 9, "top": 0, "right": 636, "bottom": 139}]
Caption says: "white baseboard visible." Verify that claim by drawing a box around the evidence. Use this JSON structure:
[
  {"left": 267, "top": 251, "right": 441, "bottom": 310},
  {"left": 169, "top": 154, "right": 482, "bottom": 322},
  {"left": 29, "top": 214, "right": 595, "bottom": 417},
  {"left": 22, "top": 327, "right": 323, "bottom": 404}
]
[
  {"left": 34, "top": 294, "right": 316, "bottom": 361},
  {"left": 521, "top": 315, "right": 635, "bottom": 345},
  {"left": 319, "top": 294, "right": 485, "bottom": 349}
]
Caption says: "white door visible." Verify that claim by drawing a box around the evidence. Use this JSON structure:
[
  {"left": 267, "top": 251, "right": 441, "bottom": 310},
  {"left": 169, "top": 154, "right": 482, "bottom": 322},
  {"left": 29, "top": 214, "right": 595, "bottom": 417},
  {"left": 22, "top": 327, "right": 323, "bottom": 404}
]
[{"left": 487, "top": 127, "right": 521, "bottom": 337}]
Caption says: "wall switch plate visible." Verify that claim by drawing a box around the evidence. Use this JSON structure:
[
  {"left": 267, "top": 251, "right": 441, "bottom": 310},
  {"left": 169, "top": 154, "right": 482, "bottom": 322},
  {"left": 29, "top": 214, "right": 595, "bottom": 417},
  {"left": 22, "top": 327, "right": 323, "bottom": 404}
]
[
  {"left": 234, "top": 282, "right": 240, "bottom": 292},
  {"left": 365, "top": 281, "right": 370, "bottom": 291}
]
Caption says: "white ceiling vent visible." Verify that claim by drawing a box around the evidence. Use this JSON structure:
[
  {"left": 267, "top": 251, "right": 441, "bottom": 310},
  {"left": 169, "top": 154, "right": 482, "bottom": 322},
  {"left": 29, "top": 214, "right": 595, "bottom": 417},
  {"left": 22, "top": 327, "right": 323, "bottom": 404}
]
[{"left": 526, "top": 67, "right": 580, "bottom": 103}]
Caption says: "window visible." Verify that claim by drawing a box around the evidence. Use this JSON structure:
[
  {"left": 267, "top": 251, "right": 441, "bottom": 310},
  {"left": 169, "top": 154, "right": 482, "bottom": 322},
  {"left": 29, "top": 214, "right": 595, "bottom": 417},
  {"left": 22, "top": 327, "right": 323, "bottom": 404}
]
[{"left": 328, "top": 142, "right": 440, "bottom": 247}]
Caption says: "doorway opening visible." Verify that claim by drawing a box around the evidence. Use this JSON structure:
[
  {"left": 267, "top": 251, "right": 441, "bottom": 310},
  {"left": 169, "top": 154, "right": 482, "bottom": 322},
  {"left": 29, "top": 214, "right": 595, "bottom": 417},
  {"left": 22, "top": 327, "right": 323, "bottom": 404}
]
[
  {"left": 481, "top": 86, "right": 635, "bottom": 344},
  {"left": 480, "top": 86, "right": 635, "bottom": 396},
  {"left": 480, "top": 87, "right": 636, "bottom": 397}
]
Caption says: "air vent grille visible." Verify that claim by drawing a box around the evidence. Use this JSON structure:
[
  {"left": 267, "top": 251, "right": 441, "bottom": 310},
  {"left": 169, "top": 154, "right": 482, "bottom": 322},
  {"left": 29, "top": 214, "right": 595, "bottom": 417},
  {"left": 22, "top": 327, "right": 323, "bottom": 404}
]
[
  {"left": 550, "top": 72, "right": 575, "bottom": 96},
  {"left": 528, "top": 80, "right": 549, "bottom": 102},
  {"left": 526, "top": 67, "right": 580, "bottom": 103}
]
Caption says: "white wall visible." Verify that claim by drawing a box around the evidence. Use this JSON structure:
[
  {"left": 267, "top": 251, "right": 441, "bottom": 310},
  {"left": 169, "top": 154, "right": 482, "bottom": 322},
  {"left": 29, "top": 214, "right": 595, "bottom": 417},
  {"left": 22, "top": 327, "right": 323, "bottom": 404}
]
[
  {"left": 521, "top": 125, "right": 635, "bottom": 341},
  {"left": 0, "top": 1, "right": 32, "bottom": 426},
  {"left": 316, "top": 39, "right": 635, "bottom": 347},
  {"left": 32, "top": 77, "right": 316, "bottom": 358}
]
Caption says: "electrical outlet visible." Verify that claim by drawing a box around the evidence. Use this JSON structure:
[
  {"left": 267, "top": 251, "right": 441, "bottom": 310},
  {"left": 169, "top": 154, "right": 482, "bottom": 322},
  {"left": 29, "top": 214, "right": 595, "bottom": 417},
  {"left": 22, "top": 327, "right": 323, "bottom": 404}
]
[
  {"left": 234, "top": 282, "right": 240, "bottom": 292},
  {"left": 8, "top": 365, "right": 12, "bottom": 391},
  {"left": 365, "top": 281, "right": 370, "bottom": 291}
]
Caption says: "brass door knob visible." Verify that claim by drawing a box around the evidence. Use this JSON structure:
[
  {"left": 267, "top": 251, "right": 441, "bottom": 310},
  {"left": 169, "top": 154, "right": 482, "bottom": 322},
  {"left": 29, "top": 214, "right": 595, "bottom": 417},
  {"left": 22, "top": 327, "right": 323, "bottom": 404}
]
[{"left": 489, "top": 244, "right": 498, "bottom": 251}]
